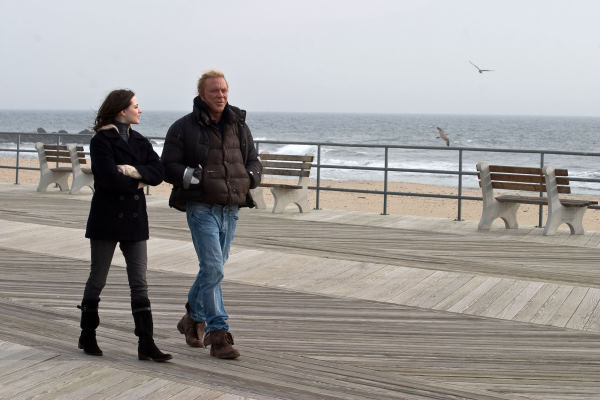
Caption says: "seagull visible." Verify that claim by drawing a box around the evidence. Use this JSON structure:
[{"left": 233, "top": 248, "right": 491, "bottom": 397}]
[
  {"left": 436, "top": 127, "right": 450, "bottom": 146},
  {"left": 469, "top": 60, "right": 493, "bottom": 74}
]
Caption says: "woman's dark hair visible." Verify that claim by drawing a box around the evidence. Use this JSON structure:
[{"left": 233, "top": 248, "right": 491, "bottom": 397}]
[{"left": 93, "top": 89, "right": 135, "bottom": 132}]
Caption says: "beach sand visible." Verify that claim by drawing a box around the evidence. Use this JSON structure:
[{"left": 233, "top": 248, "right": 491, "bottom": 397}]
[{"left": 3, "top": 156, "right": 600, "bottom": 230}]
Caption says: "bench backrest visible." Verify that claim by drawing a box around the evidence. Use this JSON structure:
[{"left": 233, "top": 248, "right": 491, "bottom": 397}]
[
  {"left": 68, "top": 145, "right": 88, "bottom": 166},
  {"left": 41, "top": 144, "right": 72, "bottom": 164},
  {"left": 260, "top": 153, "right": 314, "bottom": 178},
  {"left": 478, "top": 164, "right": 571, "bottom": 194},
  {"left": 41, "top": 144, "right": 87, "bottom": 165}
]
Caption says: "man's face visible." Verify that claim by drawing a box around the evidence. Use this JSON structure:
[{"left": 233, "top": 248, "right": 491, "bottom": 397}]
[{"left": 200, "top": 77, "right": 228, "bottom": 115}]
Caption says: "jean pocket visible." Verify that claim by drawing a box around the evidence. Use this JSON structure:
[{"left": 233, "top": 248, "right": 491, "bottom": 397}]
[{"left": 187, "top": 202, "right": 211, "bottom": 218}]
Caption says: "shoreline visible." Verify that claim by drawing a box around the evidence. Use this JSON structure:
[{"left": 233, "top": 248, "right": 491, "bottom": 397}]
[{"left": 2, "top": 156, "right": 600, "bottom": 230}]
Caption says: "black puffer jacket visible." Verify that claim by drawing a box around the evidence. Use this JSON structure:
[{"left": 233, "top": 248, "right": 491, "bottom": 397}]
[
  {"left": 85, "top": 125, "right": 164, "bottom": 241},
  {"left": 161, "top": 97, "right": 262, "bottom": 210}
]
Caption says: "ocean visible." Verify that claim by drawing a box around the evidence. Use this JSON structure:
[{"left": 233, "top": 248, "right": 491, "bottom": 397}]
[{"left": 1, "top": 110, "right": 600, "bottom": 194}]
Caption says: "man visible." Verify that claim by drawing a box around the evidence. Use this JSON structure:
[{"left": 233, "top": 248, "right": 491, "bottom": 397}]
[{"left": 161, "top": 69, "right": 262, "bottom": 359}]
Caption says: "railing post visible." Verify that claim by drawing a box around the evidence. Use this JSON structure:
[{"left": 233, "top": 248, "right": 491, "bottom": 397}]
[
  {"left": 456, "top": 149, "right": 463, "bottom": 221},
  {"left": 538, "top": 152, "right": 545, "bottom": 228},
  {"left": 315, "top": 144, "right": 321, "bottom": 210},
  {"left": 15, "top": 134, "right": 21, "bottom": 184},
  {"left": 382, "top": 147, "right": 389, "bottom": 215}
]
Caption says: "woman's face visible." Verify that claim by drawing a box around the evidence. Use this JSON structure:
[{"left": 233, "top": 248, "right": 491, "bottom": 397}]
[{"left": 118, "top": 96, "right": 142, "bottom": 124}]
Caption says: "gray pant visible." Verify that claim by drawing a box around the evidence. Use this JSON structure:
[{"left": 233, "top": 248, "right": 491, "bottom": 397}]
[{"left": 83, "top": 239, "right": 148, "bottom": 305}]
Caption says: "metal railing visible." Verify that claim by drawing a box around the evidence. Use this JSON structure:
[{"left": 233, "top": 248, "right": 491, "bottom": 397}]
[{"left": 2, "top": 132, "right": 600, "bottom": 225}]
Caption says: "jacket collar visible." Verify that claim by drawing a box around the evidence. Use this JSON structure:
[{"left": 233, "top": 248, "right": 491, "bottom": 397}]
[
  {"left": 192, "top": 96, "right": 245, "bottom": 126},
  {"left": 96, "top": 124, "right": 144, "bottom": 159},
  {"left": 94, "top": 124, "right": 131, "bottom": 134}
]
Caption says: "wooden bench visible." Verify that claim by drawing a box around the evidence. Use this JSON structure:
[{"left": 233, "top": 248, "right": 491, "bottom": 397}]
[
  {"left": 476, "top": 162, "right": 597, "bottom": 235},
  {"left": 35, "top": 142, "right": 94, "bottom": 194},
  {"left": 251, "top": 153, "right": 314, "bottom": 213}
]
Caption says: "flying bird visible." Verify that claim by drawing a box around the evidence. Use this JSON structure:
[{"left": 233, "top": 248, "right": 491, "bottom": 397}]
[
  {"left": 469, "top": 60, "right": 493, "bottom": 74},
  {"left": 436, "top": 127, "right": 450, "bottom": 146}
]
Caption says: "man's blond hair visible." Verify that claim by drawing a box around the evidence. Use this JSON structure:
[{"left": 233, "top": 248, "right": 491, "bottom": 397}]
[{"left": 197, "top": 69, "right": 228, "bottom": 95}]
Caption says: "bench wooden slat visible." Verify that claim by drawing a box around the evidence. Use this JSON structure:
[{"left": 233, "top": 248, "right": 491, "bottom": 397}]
[
  {"left": 45, "top": 157, "right": 73, "bottom": 163},
  {"left": 262, "top": 168, "right": 310, "bottom": 177},
  {"left": 43, "top": 145, "right": 69, "bottom": 150},
  {"left": 495, "top": 195, "right": 596, "bottom": 207},
  {"left": 45, "top": 150, "right": 71, "bottom": 156},
  {"left": 260, "top": 154, "right": 314, "bottom": 162},
  {"left": 561, "top": 199, "right": 598, "bottom": 207},
  {"left": 488, "top": 172, "right": 569, "bottom": 185},
  {"left": 491, "top": 181, "right": 571, "bottom": 194},
  {"left": 489, "top": 165, "right": 568, "bottom": 176},
  {"left": 477, "top": 173, "right": 569, "bottom": 185},
  {"left": 496, "top": 195, "right": 548, "bottom": 205},
  {"left": 261, "top": 161, "right": 313, "bottom": 170},
  {"left": 259, "top": 183, "right": 303, "bottom": 189},
  {"left": 49, "top": 167, "right": 73, "bottom": 172}
]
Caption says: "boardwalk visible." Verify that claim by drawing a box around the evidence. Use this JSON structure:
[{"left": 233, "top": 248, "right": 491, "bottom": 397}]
[{"left": 1, "top": 183, "right": 600, "bottom": 399}]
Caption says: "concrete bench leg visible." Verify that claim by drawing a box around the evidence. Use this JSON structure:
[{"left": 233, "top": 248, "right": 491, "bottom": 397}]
[
  {"left": 270, "top": 187, "right": 309, "bottom": 213},
  {"left": 478, "top": 201, "right": 520, "bottom": 231},
  {"left": 37, "top": 171, "right": 70, "bottom": 192},
  {"left": 544, "top": 206, "right": 586, "bottom": 235},
  {"left": 250, "top": 187, "right": 266, "bottom": 209},
  {"left": 69, "top": 171, "right": 94, "bottom": 194}
]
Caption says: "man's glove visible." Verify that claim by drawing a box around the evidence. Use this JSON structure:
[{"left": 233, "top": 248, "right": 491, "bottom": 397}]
[{"left": 183, "top": 165, "right": 202, "bottom": 189}]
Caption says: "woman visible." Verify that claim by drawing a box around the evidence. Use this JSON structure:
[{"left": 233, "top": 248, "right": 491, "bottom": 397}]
[{"left": 78, "top": 89, "right": 171, "bottom": 362}]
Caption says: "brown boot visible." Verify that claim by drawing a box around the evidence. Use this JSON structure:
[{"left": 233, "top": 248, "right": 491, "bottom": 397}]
[
  {"left": 176, "top": 313, "right": 205, "bottom": 348},
  {"left": 203, "top": 329, "right": 240, "bottom": 359}
]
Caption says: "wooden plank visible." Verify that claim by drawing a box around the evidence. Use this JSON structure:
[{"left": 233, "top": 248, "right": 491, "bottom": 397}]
[
  {"left": 433, "top": 275, "right": 490, "bottom": 311},
  {"left": 489, "top": 165, "right": 542, "bottom": 174},
  {"left": 45, "top": 157, "right": 72, "bottom": 163},
  {"left": 492, "top": 181, "right": 547, "bottom": 192},
  {"left": 262, "top": 167, "right": 310, "bottom": 177},
  {"left": 490, "top": 172, "right": 544, "bottom": 183},
  {"left": 42, "top": 145, "right": 69, "bottom": 150},
  {"left": 566, "top": 287, "right": 600, "bottom": 330},
  {"left": 495, "top": 281, "right": 546, "bottom": 320},
  {"left": 259, "top": 183, "right": 302, "bottom": 189},
  {"left": 259, "top": 153, "right": 314, "bottom": 162},
  {"left": 561, "top": 199, "right": 598, "bottom": 207},
  {"left": 529, "top": 285, "right": 574, "bottom": 325},
  {"left": 490, "top": 172, "right": 570, "bottom": 186},
  {"left": 488, "top": 165, "right": 568, "bottom": 176},
  {"left": 261, "top": 160, "right": 313, "bottom": 169},
  {"left": 548, "top": 286, "right": 590, "bottom": 327},
  {"left": 496, "top": 194, "right": 547, "bottom": 204}
]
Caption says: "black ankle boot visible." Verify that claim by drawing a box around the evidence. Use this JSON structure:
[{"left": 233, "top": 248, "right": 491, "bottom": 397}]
[
  {"left": 78, "top": 330, "right": 103, "bottom": 356},
  {"left": 78, "top": 299, "right": 103, "bottom": 356},
  {"left": 132, "top": 299, "right": 172, "bottom": 362},
  {"left": 138, "top": 337, "right": 172, "bottom": 362}
]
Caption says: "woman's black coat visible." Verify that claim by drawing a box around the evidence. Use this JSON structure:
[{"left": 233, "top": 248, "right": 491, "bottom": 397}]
[{"left": 85, "top": 126, "right": 164, "bottom": 241}]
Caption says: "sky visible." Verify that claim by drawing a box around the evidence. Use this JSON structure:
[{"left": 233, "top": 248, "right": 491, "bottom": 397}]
[{"left": 1, "top": 0, "right": 600, "bottom": 117}]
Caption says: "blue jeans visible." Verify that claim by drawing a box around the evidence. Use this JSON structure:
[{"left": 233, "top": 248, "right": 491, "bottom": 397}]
[{"left": 186, "top": 202, "right": 239, "bottom": 333}]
